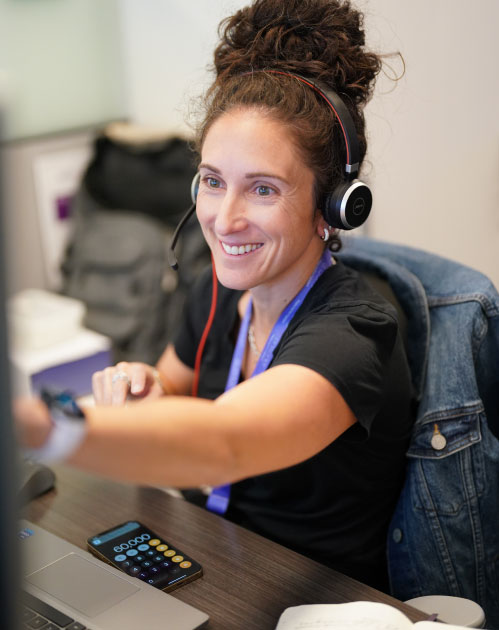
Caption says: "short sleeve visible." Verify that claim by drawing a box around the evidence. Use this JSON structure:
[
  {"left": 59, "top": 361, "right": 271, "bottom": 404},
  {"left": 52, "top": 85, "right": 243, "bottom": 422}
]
[{"left": 272, "top": 302, "right": 399, "bottom": 433}]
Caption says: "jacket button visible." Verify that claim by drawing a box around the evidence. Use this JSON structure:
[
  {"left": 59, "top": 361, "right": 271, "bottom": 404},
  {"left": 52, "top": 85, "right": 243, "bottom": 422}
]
[
  {"left": 431, "top": 423, "right": 447, "bottom": 450},
  {"left": 392, "top": 528, "right": 403, "bottom": 543}
]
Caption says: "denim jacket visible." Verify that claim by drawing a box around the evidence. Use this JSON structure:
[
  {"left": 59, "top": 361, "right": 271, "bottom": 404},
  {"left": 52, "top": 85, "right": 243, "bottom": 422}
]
[{"left": 338, "top": 236, "right": 499, "bottom": 629}]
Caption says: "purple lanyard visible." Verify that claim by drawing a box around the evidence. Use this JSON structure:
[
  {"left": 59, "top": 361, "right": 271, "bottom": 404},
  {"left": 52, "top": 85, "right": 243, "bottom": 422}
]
[{"left": 206, "top": 250, "right": 333, "bottom": 514}]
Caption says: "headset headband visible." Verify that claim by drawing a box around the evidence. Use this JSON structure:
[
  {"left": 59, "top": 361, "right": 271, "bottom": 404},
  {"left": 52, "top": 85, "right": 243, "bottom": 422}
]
[{"left": 244, "top": 70, "right": 360, "bottom": 180}]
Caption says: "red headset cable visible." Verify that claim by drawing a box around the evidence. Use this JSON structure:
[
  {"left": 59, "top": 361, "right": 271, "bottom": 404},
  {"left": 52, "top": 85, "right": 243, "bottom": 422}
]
[{"left": 191, "top": 255, "right": 218, "bottom": 397}]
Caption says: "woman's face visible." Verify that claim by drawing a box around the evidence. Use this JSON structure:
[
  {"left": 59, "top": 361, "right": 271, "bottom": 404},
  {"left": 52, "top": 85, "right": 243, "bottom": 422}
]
[{"left": 196, "top": 107, "right": 324, "bottom": 294}]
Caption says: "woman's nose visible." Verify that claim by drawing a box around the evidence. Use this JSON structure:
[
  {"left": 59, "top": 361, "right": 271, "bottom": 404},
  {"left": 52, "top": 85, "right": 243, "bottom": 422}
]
[{"left": 214, "top": 191, "right": 248, "bottom": 235}]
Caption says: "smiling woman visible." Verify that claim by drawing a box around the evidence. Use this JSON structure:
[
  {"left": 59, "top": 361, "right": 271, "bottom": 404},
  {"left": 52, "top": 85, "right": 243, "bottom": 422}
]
[{"left": 15, "top": 0, "right": 414, "bottom": 593}]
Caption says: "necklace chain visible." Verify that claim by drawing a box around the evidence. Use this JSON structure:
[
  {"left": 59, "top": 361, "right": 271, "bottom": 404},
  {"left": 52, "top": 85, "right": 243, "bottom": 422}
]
[{"left": 247, "top": 325, "right": 261, "bottom": 357}]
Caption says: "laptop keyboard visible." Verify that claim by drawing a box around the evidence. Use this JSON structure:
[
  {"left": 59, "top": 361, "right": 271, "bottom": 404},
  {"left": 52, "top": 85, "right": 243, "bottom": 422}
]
[{"left": 22, "top": 591, "right": 90, "bottom": 630}]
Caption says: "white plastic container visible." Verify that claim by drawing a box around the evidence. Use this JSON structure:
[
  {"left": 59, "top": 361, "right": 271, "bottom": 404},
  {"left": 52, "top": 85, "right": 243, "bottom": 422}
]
[
  {"left": 406, "top": 595, "right": 486, "bottom": 627},
  {"left": 8, "top": 289, "right": 86, "bottom": 351}
]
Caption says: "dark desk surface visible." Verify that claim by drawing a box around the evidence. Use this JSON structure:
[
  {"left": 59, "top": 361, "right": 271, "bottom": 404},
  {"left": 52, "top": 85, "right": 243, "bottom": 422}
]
[{"left": 24, "top": 466, "right": 428, "bottom": 629}]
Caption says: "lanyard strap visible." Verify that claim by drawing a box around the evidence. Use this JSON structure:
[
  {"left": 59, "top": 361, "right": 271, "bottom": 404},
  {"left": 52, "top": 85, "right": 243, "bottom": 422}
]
[{"left": 207, "top": 250, "right": 333, "bottom": 514}]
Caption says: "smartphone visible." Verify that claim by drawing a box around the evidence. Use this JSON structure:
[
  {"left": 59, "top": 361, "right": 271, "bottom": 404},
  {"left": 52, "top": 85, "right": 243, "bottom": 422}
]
[{"left": 87, "top": 520, "right": 203, "bottom": 592}]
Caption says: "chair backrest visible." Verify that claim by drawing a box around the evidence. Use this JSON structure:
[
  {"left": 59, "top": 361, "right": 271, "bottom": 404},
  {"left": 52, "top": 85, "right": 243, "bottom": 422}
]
[{"left": 338, "top": 237, "right": 499, "bottom": 630}]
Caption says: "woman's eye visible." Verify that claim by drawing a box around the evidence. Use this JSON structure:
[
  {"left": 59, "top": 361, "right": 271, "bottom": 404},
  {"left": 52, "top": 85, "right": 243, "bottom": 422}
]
[
  {"left": 256, "top": 185, "right": 273, "bottom": 196},
  {"left": 205, "top": 176, "right": 221, "bottom": 189}
]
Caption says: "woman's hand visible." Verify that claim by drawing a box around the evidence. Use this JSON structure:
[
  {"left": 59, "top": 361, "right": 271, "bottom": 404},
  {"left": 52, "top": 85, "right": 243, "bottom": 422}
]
[
  {"left": 92, "top": 362, "right": 166, "bottom": 406},
  {"left": 14, "top": 397, "right": 53, "bottom": 449}
]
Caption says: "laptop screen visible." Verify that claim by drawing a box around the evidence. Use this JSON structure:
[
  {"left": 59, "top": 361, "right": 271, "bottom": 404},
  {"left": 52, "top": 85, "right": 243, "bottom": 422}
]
[{"left": 0, "top": 109, "right": 22, "bottom": 630}]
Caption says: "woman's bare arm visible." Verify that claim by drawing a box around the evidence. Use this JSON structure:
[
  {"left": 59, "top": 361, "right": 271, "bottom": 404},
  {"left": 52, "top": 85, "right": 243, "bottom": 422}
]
[{"left": 65, "top": 363, "right": 355, "bottom": 487}]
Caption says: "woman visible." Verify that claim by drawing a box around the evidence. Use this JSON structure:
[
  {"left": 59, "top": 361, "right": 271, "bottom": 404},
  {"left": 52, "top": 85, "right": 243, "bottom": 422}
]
[{"left": 16, "top": 0, "right": 413, "bottom": 591}]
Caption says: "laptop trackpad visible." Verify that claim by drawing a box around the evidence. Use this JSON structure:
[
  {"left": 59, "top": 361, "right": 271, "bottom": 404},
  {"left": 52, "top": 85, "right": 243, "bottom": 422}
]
[{"left": 26, "top": 552, "right": 139, "bottom": 618}]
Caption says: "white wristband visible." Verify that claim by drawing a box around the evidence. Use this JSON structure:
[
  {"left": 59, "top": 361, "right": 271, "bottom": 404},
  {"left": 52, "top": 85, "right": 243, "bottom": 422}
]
[{"left": 25, "top": 409, "right": 87, "bottom": 463}]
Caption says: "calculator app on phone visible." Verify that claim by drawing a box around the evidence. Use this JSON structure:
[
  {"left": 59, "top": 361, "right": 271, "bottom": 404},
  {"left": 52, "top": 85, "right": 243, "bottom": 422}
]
[{"left": 87, "top": 521, "right": 203, "bottom": 592}]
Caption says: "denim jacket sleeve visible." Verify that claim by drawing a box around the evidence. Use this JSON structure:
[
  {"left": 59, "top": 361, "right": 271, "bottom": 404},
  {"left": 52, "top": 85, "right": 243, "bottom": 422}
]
[{"left": 338, "top": 236, "right": 499, "bottom": 629}]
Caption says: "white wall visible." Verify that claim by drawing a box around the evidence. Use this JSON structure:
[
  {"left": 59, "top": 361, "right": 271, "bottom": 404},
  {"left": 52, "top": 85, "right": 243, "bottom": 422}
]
[
  {"left": 0, "top": 0, "right": 126, "bottom": 141},
  {"left": 119, "top": 0, "right": 499, "bottom": 288},
  {"left": 119, "top": 0, "right": 248, "bottom": 135},
  {"left": 362, "top": 0, "right": 499, "bottom": 287}
]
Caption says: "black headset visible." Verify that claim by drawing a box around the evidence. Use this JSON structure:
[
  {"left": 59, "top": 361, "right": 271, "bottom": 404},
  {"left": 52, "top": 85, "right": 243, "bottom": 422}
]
[{"left": 168, "top": 71, "right": 372, "bottom": 270}]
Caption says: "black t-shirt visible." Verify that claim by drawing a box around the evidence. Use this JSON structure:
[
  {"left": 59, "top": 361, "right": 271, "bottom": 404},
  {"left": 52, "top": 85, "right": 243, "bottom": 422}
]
[{"left": 174, "top": 259, "right": 414, "bottom": 590}]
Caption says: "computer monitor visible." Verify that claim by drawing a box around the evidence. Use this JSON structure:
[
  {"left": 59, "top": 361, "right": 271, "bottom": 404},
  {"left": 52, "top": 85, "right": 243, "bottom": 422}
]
[{"left": 0, "top": 110, "right": 22, "bottom": 629}]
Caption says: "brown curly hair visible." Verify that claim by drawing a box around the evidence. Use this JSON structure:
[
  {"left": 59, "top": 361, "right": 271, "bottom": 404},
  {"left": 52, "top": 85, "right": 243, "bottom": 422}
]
[{"left": 195, "top": 0, "right": 382, "bottom": 249}]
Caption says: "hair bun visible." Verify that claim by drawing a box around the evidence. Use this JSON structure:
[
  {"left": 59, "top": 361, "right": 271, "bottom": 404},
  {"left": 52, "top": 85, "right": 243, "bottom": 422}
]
[{"left": 214, "top": 0, "right": 381, "bottom": 106}]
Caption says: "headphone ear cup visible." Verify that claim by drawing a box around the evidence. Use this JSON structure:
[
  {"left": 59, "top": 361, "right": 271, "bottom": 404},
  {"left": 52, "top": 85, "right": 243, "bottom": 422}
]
[
  {"left": 323, "top": 180, "right": 372, "bottom": 230},
  {"left": 191, "top": 172, "right": 200, "bottom": 204}
]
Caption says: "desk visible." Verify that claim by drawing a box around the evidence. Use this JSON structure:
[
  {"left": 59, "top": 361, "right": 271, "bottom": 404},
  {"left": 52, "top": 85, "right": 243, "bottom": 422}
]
[{"left": 25, "top": 466, "right": 428, "bottom": 629}]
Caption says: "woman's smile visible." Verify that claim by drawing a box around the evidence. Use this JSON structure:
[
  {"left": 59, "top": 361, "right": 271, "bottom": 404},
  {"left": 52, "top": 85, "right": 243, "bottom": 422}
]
[{"left": 221, "top": 241, "right": 263, "bottom": 256}]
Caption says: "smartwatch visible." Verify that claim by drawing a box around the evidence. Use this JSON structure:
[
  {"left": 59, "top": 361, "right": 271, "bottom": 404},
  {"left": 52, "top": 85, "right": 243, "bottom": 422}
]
[{"left": 25, "top": 389, "right": 87, "bottom": 463}]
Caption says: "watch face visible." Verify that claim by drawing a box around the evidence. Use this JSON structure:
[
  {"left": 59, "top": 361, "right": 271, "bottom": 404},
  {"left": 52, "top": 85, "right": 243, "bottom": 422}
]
[{"left": 40, "top": 388, "right": 85, "bottom": 419}]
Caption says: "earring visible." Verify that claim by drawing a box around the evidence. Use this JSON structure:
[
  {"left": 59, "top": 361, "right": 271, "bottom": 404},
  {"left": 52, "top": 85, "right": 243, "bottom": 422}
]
[{"left": 321, "top": 227, "right": 330, "bottom": 242}]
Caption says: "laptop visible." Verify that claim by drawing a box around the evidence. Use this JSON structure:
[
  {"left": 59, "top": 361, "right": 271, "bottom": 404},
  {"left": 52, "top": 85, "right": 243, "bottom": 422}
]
[
  {"left": 20, "top": 520, "right": 208, "bottom": 630},
  {"left": 0, "top": 115, "right": 208, "bottom": 630}
]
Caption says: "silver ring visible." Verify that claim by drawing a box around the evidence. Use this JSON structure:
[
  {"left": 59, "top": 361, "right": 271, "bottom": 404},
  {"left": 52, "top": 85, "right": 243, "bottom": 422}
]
[{"left": 112, "top": 371, "right": 130, "bottom": 386}]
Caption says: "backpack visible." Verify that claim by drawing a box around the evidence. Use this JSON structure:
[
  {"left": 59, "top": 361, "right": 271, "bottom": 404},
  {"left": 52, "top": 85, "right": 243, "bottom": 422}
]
[{"left": 61, "top": 133, "right": 210, "bottom": 364}]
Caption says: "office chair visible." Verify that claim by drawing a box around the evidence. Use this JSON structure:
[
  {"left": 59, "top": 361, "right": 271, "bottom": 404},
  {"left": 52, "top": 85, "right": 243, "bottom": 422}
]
[{"left": 338, "top": 236, "right": 499, "bottom": 629}]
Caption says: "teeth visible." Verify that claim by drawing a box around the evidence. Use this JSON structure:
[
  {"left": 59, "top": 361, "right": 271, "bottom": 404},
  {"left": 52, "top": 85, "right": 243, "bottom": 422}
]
[{"left": 222, "top": 242, "right": 262, "bottom": 256}]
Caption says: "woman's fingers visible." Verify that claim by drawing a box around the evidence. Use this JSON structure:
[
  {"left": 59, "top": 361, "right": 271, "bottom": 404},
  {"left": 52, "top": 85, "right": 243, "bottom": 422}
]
[
  {"left": 111, "top": 367, "right": 131, "bottom": 405},
  {"left": 92, "top": 362, "right": 152, "bottom": 405},
  {"left": 92, "top": 365, "right": 130, "bottom": 405},
  {"left": 91, "top": 370, "right": 103, "bottom": 404},
  {"left": 129, "top": 363, "right": 148, "bottom": 396}
]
